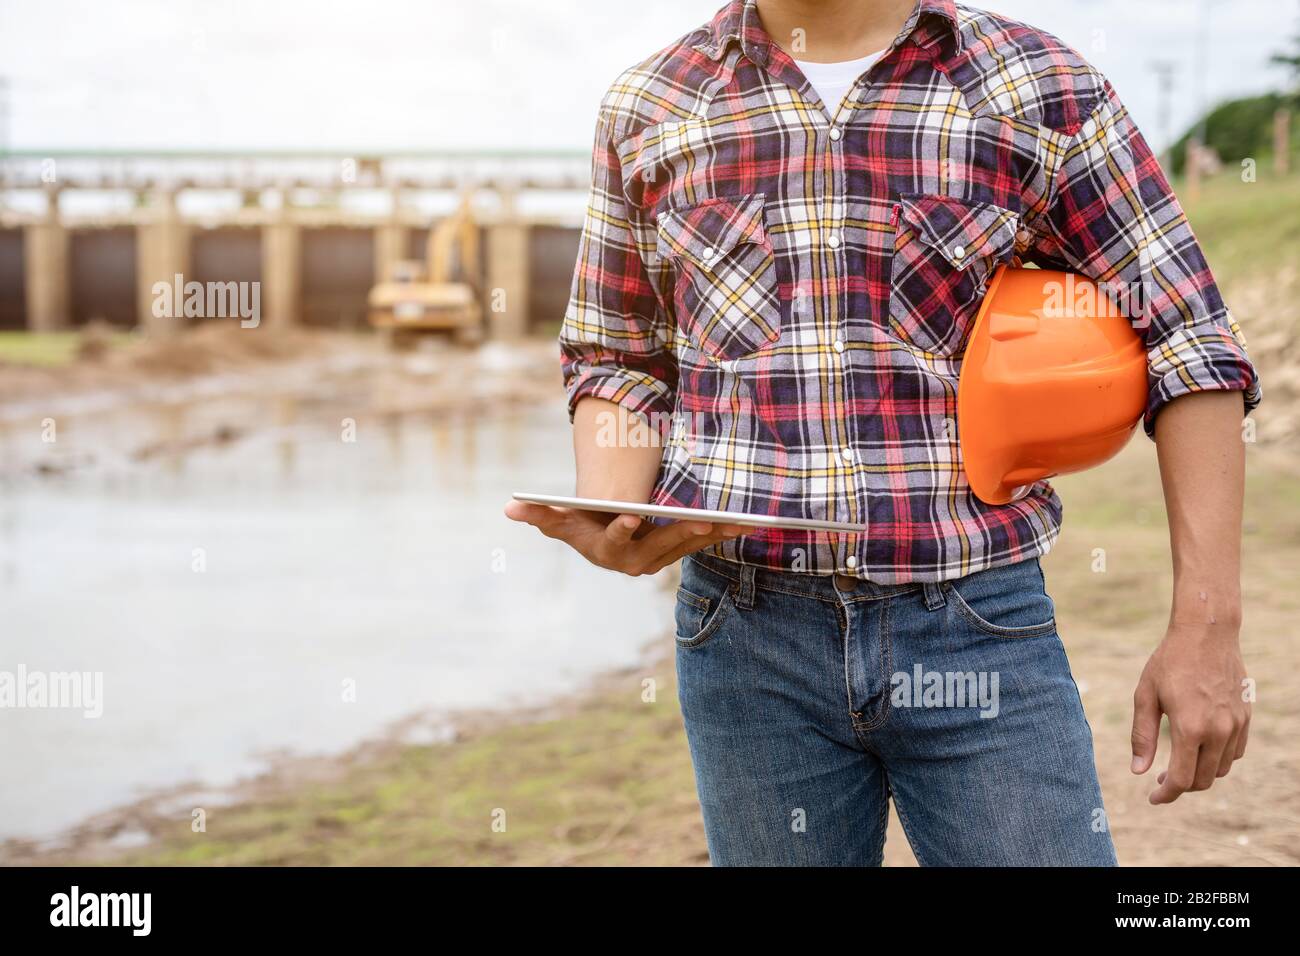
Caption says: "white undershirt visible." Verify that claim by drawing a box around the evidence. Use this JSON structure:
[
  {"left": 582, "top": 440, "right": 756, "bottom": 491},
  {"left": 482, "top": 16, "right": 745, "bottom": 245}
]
[{"left": 793, "top": 49, "right": 886, "bottom": 116}]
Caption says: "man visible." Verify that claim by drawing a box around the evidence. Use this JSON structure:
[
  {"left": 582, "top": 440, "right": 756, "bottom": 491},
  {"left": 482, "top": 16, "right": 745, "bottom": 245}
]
[{"left": 506, "top": 0, "right": 1259, "bottom": 865}]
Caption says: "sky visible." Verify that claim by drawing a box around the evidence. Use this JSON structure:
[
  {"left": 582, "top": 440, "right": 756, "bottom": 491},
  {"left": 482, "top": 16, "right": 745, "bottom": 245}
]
[{"left": 0, "top": 0, "right": 1295, "bottom": 154}]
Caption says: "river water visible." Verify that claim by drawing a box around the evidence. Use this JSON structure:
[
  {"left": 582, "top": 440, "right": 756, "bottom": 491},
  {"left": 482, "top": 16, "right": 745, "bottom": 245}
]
[{"left": 0, "top": 387, "right": 671, "bottom": 841}]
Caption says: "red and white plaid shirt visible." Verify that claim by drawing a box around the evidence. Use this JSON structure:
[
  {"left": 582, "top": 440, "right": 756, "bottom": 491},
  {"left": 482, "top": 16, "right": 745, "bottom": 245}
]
[{"left": 559, "top": 0, "right": 1260, "bottom": 582}]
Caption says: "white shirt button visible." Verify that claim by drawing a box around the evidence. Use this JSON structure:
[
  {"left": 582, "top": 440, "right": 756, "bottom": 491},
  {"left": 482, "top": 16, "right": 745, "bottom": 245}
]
[
  {"left": 701, "top": 246, "right": 715, "bottom": 261},
  {"left": 952, "top": 244, "right": 966, "bottom": 259},
  {"left": 829, "top": 127, "right": 842, "bottom": 141},
  {"left": 833, "top": 340, "right": 845, "bottom": 353},
  {"left": 846, "top": 555, "right": 858, "bottom": 569},
  {"left": 826, "top": 234, "right": 841, "bottom": 249},
  {"left": 840, "top": 447, "right": 854, "bottom": 463}
]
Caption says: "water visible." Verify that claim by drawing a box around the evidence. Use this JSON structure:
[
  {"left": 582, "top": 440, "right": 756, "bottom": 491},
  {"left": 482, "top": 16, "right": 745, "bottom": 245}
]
[{"left": 0, "top": 394, "right": 671, "bottom": 840}]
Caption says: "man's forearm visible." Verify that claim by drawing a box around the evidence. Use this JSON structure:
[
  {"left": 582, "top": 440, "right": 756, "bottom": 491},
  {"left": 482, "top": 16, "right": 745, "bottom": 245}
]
[
  {"left": 1154, "top": 390, "right": 1246, "bottom": 632},
  {"left": 1132, "top": 389, "right": 1250, "bottom": 801},
  {"left": 573, "top": 397, "right": 664, "bottom": 501},
  {"left": 507, "top": 397, "right": 745, "bottom": 576}
]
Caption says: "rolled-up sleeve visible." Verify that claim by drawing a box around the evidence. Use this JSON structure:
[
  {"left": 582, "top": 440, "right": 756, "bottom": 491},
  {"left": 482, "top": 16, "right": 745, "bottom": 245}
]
[
  {"left": 1034, "top": 80, "right": 1261, "bottom": 437},
  {"left": 559, "top": 107, "right": 677, "bottom": 424}
]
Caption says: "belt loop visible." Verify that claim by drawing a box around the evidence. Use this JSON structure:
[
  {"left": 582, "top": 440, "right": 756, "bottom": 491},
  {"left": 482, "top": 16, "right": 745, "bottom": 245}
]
[
  {"left": 921, "top": 581, "right": 946, "bottom": 611},
  {"left": 734, "top": 563, "right": 756, "bottom": 610}
]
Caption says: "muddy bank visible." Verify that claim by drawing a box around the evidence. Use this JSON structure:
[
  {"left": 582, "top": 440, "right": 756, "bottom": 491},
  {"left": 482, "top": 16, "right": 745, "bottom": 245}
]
[
  {"left": 0, "top": 323, "right": 564, "bottom": 478},
  {"left": 1, "top": 324, "right": 331, "bottom": 405},
  {"left": 1, "top": 321, "right": 561, "bottom": 406}
]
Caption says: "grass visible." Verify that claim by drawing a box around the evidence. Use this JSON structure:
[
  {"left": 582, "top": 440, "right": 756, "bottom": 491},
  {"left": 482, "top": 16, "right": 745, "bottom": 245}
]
[
  {"left": 60, "top": 667, "right": 708, "bottom": 867},
  {"left": 1177, "top": 169, "right": 1300, "bottom": 282},
  {"left": 0, "top": 330, "right": 136, "bottom": 367}
]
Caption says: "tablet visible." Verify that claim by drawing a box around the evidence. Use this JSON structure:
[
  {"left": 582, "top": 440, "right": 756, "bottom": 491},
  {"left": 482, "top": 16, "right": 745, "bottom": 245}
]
[{"left": 511, "top": 492, "right": 865, "bottom": 534}]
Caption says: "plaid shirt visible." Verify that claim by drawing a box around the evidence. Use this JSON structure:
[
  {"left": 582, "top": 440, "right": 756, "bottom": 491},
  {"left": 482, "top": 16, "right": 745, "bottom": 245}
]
[{"left": 559, "top": 0, "right": 1260, "bottom": 582}]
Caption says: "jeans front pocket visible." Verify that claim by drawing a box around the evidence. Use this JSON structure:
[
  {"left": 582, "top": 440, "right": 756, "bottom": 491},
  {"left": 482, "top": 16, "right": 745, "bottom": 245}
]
[
  {"left": 945, "top": 557, "right": 1057, "bottom": 639},
  {"left": 674, "top": 556, "right": 740, "bottom": 649},
  {"left": 675, "top": 584, "right": 736, "bottom": 649}
]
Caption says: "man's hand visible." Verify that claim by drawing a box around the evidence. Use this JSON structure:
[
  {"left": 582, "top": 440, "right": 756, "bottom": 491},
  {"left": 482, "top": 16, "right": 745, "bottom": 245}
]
[
  {"left": 508, "top": 396, "right": 752, "bottom": 575},
  {"left": 504, "top": 502, "right": 753, "bottom": 576},
  {"left": 1137, "top": 390, "right": 1251, "bottom": 804},
  {"left": 1131, "top": 620, "right": 1250, "bottom": 804}
]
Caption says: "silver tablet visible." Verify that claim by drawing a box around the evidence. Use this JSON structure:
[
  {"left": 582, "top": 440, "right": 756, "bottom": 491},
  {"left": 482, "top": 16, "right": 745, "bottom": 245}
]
[{"left": 511, "top": 492, "right": 865, "bottom": 534}]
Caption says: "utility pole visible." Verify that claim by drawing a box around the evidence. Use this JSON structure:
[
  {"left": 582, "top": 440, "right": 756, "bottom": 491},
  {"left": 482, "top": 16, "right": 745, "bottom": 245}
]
[
  {"left": 1186, "top": 0, "right": 1212, "bottom": 203},
  {"left": 1271, "top": 1, "right": 1300, "bottom": 176},
  {"left": 1149, "top": 61, "right": 1177, "bottom": 173},
  {"left": 0, "top": 76, "right": 10, "bottom": 215}
]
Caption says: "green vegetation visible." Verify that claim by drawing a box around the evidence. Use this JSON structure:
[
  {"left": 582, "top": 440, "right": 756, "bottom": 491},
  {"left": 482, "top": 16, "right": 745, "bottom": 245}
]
[
  {"left": 1168, "top": 93, "right": 1298, "bottom": 177},
  {"left": 1177, "top": 168, "right": 1300, "bottom": 281},
  {"left": 78, "top": 668, "right": 706, "bottom": 867},
  {"left": 0, "top": 330, "right": 136, "bottom": 368}
]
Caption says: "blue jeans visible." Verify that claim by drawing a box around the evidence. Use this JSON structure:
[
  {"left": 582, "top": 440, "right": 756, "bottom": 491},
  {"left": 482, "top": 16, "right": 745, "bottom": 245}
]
[{"left": 675, "top": 553, "right": 1117, "bottom": 867}]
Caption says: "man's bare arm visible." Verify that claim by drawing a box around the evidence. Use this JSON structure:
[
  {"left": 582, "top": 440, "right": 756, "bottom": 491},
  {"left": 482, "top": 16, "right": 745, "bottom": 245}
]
[
  {"left": 570, "top": 396, "right": 663, "bottom": 501},
  {"left": 1132, "top": 390, "right": 1251, "bottom": 803},
  {"left": 505, "top": 398, "right": 751, "bottom": 575}
]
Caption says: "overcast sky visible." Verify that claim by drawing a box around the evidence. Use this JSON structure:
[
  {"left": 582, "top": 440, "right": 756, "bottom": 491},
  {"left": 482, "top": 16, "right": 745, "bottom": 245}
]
[{"left": 0, "top": 0, "right": 1295, "bottom": 154}]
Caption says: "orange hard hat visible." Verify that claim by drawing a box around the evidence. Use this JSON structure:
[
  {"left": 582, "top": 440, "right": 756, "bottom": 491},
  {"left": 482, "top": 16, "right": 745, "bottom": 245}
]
[{"left": 958, "top": 265, "right": 1148, "bottom": 505}]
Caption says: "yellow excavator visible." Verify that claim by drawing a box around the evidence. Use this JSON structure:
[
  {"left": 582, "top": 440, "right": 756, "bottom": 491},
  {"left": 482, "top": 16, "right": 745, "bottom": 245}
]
[{"left": 367, "top": 195, "right": 483, "bottom": 347}]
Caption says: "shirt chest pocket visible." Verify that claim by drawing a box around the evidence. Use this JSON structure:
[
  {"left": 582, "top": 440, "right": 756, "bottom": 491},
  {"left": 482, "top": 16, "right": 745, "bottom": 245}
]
[
  {"left": 888, "top": 194, "right": 1019, "bottom": 356},
  {"left": 656, "top": 194, "right": 782, "bottom": 362}
]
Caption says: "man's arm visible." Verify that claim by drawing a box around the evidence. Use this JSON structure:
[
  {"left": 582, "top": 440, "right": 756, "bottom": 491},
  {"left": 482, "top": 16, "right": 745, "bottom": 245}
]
[
  {"left": 504, "top": 92, "right": 752, "bottom": 574},
  {"left": 1131, "top": 391, "right": 1250, "bottom": 803},
  {"left": 506, "top": 398, "right": 751, "bottom": 576},
  {"left": 1027, "top": 77, "right": 1260, "bottom": 801},
  {"left": 571, "top": 396, "right": 662, "bottom": 501}
]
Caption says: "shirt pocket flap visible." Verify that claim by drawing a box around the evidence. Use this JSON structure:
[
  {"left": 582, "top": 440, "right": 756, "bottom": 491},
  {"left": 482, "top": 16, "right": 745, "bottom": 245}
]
[
  {"left": 656, "top": 194, "right": 768, "bottom": 272},
  {"left": 895, "top": 194, "right": 1018, "bottom": 270}
]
